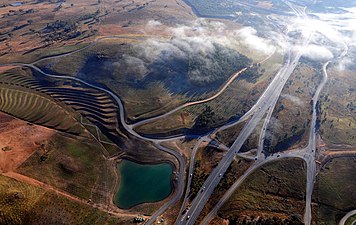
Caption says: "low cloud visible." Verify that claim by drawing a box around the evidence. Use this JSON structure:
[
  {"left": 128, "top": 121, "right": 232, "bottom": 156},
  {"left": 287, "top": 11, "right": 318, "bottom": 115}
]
[
  {"left": 236, "top": 27, "right": 276, "bottom": 55},
  {"left": 301, "top": 44, "right": 334, "bottom": 61},
  {"left": 281, "top": 94, "right": 304, "bottom": 106},
  {"left": 142, "top": 19, "right": 276, "bottom": 59}
]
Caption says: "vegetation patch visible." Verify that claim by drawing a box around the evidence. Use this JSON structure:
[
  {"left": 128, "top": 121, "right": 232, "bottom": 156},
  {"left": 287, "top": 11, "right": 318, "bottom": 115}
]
[
  {"left": 0, "top": 175, "right": 127, "bottom": 225},
  {"left": 312, "top": 157, "right": 356, "bottom": 225},
  {"left": 17, "top": 134, "right": 115, "bottom": 205},
  {"left": 190, "top": 146, "right": 225, "bottom": 199},
  {"left": 319, "top": 68, "right": 356, "bottom": 146},
  {"left": 217, "top": 158, "right": 306, "bottom": 224},
  {"left": 264, "top": 63, "right": 321, "bottom": 154}
]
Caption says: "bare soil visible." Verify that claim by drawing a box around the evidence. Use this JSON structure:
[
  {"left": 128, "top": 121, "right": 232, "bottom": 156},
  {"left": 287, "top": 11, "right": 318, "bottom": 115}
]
[{"left": 0, "top": 112, "right": 54, "bottom": 173}]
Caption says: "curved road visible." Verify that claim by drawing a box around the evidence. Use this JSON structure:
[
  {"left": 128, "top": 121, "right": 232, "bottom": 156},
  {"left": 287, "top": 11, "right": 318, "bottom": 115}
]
[
  {"left": 132, "top": 49, "right": 276, "bottom": 129},
  {"left": 145, "top": 142, "right": 186, "bottom": 225},
  {"left": 339, "top": 210, "right": 356, "bottom": 225},
  {"left": 303, "top": 60, "right": 329, "bottom": 225},
  {"left": 176, "top": 3, "right": 314, "bottom": 224},
  {"left": 131, "top": 67, "right": 248, "bottom": 128}
]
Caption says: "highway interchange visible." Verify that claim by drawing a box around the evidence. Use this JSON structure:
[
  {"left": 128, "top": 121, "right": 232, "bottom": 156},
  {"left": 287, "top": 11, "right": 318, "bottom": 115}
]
[{"left": 0, "top": 0, "right": 354, "bottom": 224}]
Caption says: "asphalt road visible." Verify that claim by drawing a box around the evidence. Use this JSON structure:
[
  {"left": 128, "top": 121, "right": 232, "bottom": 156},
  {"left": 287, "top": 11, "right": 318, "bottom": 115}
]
[
  {"left": 201, "top": 148, "right": 307, "bottom": 225},
  {"left": 339, "top": 210, "right": 356, "bottom": 225},
  {"left": 177, "top": 7, "right": 315, "bottom": 222},
  {"left": 304, "top": 60, "right": 329, "bottom": 225},
  {"left": 176, "top": 39, "right": 307, "bottom": 225},
  {"left": 145, "top": 142, "right": 186, "bottom": 225},
  {"left": 176, "top": 138, "right": 206, "bottom": 219},
  {"left": 131, "top": 67, "right": 248, "bottom": 128}
]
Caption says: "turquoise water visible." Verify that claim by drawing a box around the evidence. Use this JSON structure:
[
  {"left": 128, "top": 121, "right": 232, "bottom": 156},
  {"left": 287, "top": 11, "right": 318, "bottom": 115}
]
[{"left": 114, "top": 160, "right": 173, "bottom": 209}]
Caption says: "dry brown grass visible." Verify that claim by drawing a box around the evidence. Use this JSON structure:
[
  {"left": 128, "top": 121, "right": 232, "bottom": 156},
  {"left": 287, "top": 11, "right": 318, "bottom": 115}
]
[{"left": 0, "top": 112, "right": 54, "bottom": 173}]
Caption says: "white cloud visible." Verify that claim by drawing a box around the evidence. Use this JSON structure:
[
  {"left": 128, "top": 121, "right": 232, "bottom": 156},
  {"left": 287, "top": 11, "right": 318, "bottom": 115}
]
[
  {"left": 301, "top": 44, "right": 334, "bottom": 61},
  {"left": 236, "top": 27, "right": 276, "bottom": 55},
  {"left": 145, "top": 20, "right": 162, "bottom": 30},
  {"left": 281, "top": 94, "right": 304, "bottom": 106}
]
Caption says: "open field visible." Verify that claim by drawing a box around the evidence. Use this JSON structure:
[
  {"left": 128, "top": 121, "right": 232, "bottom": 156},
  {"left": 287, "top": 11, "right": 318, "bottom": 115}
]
[
  {"left": 319, "top": 68, "right": 356, "bottom": 146},
  {"left": 312, "top": 157, "right": 356, "bottom": 225},
  {"left": 0, "top": 112, "right": 54, "bottom": 173},
  {"left": 17, "top": 133, "right": 116, "bottom": 205},
  {"left": 216, "top": 158, "right": 306, "bottom": 224},
  {"left": 135, "top": 52, "right": 283, "bottom": 136},
  {"left": 264, "top": 62, "right": 322, "bottom": 153},
  {"left": 0, "top": 174, "right": 130, "bottom": 225},
  {"left": 0, "top": 0, "right": 101, "bottom": 63}
]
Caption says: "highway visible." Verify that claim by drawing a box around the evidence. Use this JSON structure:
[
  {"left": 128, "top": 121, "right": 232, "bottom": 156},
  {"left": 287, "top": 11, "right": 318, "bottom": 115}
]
[
  {"left": 201, "top": 40, "right": 335, "bottom": 225},
  {"left": 176, "top": 138, "right": 205, "bottom": 219},
  {"left": 176, "top": 3, "right": 315, "bottom": 223},
  {"left": 303, "top": 34, "right": 348, "bottom": 224},
  {"left": 201, "top": 148, "right": 307, "bottom": 225},
  {"left": 176, "top": 29, "right": 313, "bottom": 224},
  {"left": 0, "top": 2, "right": 345, "bottom": 224}
]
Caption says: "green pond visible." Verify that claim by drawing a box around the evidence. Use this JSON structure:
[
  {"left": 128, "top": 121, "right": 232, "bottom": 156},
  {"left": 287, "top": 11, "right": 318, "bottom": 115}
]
[{"left": 114, "top": 160, "right": 173, "bottom": 209}]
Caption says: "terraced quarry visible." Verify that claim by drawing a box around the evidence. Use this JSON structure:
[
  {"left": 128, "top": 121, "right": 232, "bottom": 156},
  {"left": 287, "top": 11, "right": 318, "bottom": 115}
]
[
  {"left": 0, "top": 72, "right": 86, "bottom": 136},
  {"left": 0, "top": 70, "right": 122, "bottom": 151},
  {"left": 0, "top": 0, "right": 355, "bottom": 224},
  {"left": 39, "top": 86, "right": 121, "bottom": 146}
]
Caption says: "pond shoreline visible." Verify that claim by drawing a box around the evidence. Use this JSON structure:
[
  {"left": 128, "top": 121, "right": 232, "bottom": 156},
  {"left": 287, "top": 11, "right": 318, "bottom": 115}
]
[{"left": 113, "top": 158, "right": 175, "bottom": 210}]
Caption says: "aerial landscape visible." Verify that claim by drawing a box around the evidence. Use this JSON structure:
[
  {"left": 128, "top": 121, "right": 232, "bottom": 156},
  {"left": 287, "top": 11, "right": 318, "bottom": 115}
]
[{"left": 0, "top": 0, "right": 355, "bottom": 225}]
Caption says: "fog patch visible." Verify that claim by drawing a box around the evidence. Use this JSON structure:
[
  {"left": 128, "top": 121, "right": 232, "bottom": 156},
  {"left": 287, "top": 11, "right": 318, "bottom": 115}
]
[
  {"left": 281, "top": 94, "right": 304, "bottom": 106},
  {"left": 300, "top": 44, "right": 334, "bottom": 61}
]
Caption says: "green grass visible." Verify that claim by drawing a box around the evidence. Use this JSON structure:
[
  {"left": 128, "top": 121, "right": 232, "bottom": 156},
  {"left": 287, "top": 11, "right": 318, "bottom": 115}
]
[
  {"left": 345, "top": 215, "right": 356, "bottom": 225},
  {"left": 0, "top": 175, "right": 127, "bottom": 225},
  {"left": 319, "top": 68, "right": 356, "bottom": 145},
  {"left": 218, "top": 158, "right": 306, "bottom": 223},
  {"left": 0, "top": 82, "right": 87, "bottom": 136},
  {"left": 17, "top": 133, "right": 115, "bottom": 204},
  {"left": 312, "top": 157, "right": 356, "bottom": 225},
  {"left": 265, "top": 63, "right": 321, "bottom": 153}
]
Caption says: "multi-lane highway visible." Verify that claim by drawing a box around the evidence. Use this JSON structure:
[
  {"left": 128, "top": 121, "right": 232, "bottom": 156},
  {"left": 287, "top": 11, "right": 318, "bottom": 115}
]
[
  {"left": 176, "top": 28, "right": 314, "bottom": 224},
  {"left": 0, "top": 1, "right": 350, "bottom": 224},
  {"left": 200, "top": 147, "right": 307, "bottom": 225}
]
